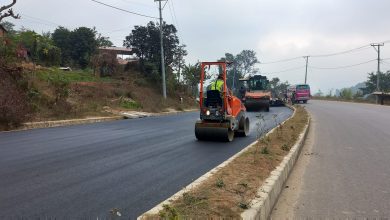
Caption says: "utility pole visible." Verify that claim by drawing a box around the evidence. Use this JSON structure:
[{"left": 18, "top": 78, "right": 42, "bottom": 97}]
[
  {"left": 371, "top": 43, "right": 384, "bottom": 104},
  {"left": 303, "top": 56, "right": 309, "bottom": 84},
  {"left": 371, "top": 43, "right": 384, "bottom": 91},
  {"left": 155, "top": 0, "right": 167, "bottom": 99}
]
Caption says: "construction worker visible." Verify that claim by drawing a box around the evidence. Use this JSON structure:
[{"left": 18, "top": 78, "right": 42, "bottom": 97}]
[{"left": 209, "top": 73, "right": 224, "bottom": 92}]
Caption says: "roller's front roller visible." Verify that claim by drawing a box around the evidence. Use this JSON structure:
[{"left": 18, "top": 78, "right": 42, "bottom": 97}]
[{"left": 195, "top": 121, "right": 234, "bottom": 142}]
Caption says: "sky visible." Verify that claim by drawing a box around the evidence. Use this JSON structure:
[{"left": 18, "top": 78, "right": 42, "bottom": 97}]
[{"left": 6, "top": 0, "right": 390, "bottom": 93}]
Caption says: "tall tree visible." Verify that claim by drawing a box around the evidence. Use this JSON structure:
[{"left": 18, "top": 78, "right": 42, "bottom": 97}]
[
  {"left": 123, "top": 21, "right": 186, "bottom": 76},
  {"left": 235, "top": 50, "right": 259, "bottom": 76},
  {"left": 172, "top": 44, "right": 187, "bottom": 82},
  {"left": 52, "top": 26, "right": 72, "bottom": 66},
  {"left": 218, "top": 50, "right": 259, "bottom": 90},
  {"left": 69, "top": 27, "right": 97, "bottom": 68}
]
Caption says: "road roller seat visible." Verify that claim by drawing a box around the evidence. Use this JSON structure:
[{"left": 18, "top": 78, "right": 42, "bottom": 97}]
[{"left": 206, "top": 90, "right": 223, "bottom": 107}]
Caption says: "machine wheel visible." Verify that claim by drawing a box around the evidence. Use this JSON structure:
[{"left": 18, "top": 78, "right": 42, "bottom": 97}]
[
  {"left": 236, "top": 116, "right": 250, "bottom": 137},
  {"left": 265, "top": 104, "right": 270, "bottom": 112},
  {"left": 303, "top": 100, "right": 308, "bottom": 104}
]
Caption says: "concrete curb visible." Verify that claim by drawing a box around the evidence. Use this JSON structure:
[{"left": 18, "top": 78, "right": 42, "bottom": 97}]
[
  {"left": 2, "top": 109, "right": 198, "bottom": 133},
  {"left": 241, "top": 108, "right": 310, "bottom": 220},
  {"left": 137, "top": 107, "right": 302, "bottom": 219},
  {"left": 20, "top": 116, "right": 124, "bottom": 131}
]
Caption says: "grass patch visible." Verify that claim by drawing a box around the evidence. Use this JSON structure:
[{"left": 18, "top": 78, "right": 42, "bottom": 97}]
[
  {"left": 35, "top": 68, "right": 113, "bottom": 83},
  {"left": 152, "top": 105, "right": 309, "bottom": 219},
  {"left": 120, "top": 99, "right": 142, "bottom": 110}
]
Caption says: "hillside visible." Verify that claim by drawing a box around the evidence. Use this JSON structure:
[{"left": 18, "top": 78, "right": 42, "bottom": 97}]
[{"left": 0, "top": 62, "right": 196, "bottom": 130}]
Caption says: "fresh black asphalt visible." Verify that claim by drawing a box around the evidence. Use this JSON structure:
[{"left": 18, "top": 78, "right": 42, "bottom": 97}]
[{"left": 0, "top": 107, "right": 292, "bottom": 219}]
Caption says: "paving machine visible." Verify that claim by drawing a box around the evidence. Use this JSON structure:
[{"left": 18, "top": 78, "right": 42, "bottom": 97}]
[{"left": 195, "top": 62, "right": 249, "bottom": 142}]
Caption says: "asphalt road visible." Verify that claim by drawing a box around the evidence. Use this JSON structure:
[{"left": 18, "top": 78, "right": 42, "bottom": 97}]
[
  {"left": 0, "top": 107, "right": 292, "bottom": 219},
  {"left": 272, "top": 100, "right": 390, "bottom": 219}
]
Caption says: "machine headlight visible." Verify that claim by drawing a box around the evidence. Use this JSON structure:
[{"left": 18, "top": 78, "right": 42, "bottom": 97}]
[{"left": 206, "top": 110, "right": 211, "bottom": 116}]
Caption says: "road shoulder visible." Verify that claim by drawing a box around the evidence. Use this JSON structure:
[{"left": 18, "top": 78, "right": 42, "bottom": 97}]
[{"left": 270, "top": 114, "right": 316, "bottom": 219}]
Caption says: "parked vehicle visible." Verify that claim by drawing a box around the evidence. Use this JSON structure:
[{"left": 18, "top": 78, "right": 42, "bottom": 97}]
[{"left": 287, "top": 84, "right": 311, "bottom": 103}]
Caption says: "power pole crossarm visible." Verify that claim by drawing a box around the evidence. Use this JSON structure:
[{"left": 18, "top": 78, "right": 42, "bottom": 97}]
[{"left": 155, "top": 0, "right": 167, "bottom": 99}]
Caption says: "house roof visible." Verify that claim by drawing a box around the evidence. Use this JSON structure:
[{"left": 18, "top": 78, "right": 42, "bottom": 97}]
[{"left": 98, "top": 46, "right": 133, "bottom": 55}]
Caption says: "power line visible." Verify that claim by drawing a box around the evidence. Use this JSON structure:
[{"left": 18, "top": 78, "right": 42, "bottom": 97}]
[
  {"left": 167, "top": 1, "right": 175, "bottom": 25},
  {"left": 381, "top": 60, "right": 390, "bottom": 67},
  {"left": 265, "top": 66, "right": 306, "bottom": 75},
  {"left": 104, "top": 26, "right": 132, "bottom": 34},
  {"left": 162, "top": 0, "right": 168, "bottom": 9},
  {"left": 310, "top": 44, "right": 371, "bottom": 57},
  {"left": 260, "top": 57, "right": 302, "bottom": 64},
  {"left": 20, "top": 13, "right": 65, "bottom": 28},
  {"left": 169, "top": 0, "right": 179, "bottom": 27},
  {"left": 259, "top": 40, "right": 390, "bottom": 65},
  {"left": 120, "top": 0, "right": 157, "bottom": 9},
  {"left": 91, "top": 0, "right": 158, "bottom": 19},
  {"left": 309, "top": 59, "right": 377, "bottom": 70}
]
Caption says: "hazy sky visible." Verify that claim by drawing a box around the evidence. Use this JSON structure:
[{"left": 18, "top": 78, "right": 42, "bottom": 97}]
[{"left": 7, "top": 0, "right": 390, "bottom": 93}]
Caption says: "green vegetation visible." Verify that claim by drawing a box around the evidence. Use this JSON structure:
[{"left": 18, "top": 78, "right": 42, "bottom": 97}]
[
  {"left": 35, "top": 68, "right": 112, "bottom": 83},
  {"left": 261, "top": 146, "right": 270, "bottom": 154},
  {"left": 120, "top": 99, "right": 142, "bottom": 110}
]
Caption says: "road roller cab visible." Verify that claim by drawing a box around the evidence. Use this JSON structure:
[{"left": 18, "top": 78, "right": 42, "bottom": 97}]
[{"left": 195, "top": 62, "right": 249, "bottom": 142}]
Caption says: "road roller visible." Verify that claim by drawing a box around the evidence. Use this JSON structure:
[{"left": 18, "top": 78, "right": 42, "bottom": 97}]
[
  {"left": 239, "top": 75, "right": 271, "bottom": 112},
  {"left": 195, "top": 61, "right": 249, "bottom": 142}
]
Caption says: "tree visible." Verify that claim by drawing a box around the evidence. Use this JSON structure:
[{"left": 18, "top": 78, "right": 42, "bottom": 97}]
[
  {"left": 182, "top": 63, "right": 201, "bottom": 95},
  {"left": 52, "top": 26, "right": 72, "bottom": 66},
  {"left": 96, "top": 34, "right": 113, "bottom": 47},
  {"left": 218, "top": 50, "right": 259, "bottom": 91},
  {"left": 69, "top": 27, "right": 97, "bottom": 68},
  {"left": 0, "top": 21, "right": 15, "bottom": 34},
  {"left": 123, "top": 21, "right": 186, "bottom": 77},
  {"left": 14, "top": 30, "right": 61, "bottom": 66},
  {"left": 269, "top": 77, "right": 289, "bottom": 97},
  {"left": 172, "top": 44, "right": 187, "bottom": 83},
  {"left": 0, "top": 0, "right": 20, "bottom": 22},
  {"left": 339, "top": 88, "right": 353, "bottom": 100},
  {"left": 236, "top": 50, "right": 259, "bottom": 76},
  {"left": 364, "top": 71, "right": 390, "bottom": 94}
]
